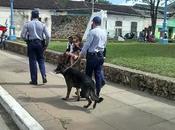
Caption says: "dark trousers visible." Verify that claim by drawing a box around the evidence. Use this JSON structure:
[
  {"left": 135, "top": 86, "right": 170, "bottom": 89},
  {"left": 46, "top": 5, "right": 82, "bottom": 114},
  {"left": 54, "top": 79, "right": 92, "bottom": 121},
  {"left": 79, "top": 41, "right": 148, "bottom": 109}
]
[
  {"left": 28, "top": 40, "right": 46, "bottom": 83},
  {"left": 86, "top": 52, "right": 104, "bottom": 96}
]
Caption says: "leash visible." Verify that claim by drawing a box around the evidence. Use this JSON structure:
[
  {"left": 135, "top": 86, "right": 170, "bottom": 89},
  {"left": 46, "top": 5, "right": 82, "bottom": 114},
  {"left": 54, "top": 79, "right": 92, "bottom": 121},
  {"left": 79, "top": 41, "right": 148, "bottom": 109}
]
[{"left": 63, "top": 58, "right": 80, "bottom": 73}]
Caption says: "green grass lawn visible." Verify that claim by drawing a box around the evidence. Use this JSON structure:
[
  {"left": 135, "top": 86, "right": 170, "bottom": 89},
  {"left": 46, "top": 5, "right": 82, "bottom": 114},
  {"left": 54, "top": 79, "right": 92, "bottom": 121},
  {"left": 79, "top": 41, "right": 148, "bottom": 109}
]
[
  {"left": 48, "top": 40, "right": 67, "bottom": 52},
  {"left": 17, "top": 40, "right": 175, "bottom": 78},
  {"left": 106, "top": 42, "right": 175, "bottom": 78}
]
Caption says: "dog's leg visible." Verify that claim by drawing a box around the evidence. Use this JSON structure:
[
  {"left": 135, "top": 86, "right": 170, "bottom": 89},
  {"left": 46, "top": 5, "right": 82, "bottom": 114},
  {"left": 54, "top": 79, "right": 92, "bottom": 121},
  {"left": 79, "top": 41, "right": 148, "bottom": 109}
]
[
  {"left": 83, "top": 98, "right": 92, "bottom": 108},
  {"left": 62, "top": 87, "right": 72, "bottom": 100},
  {"left": 76, "top": 88, "right": 80, "bottom": 101},
  {"left": 93, "top": 101, "right": 97, "bottom": 109}
]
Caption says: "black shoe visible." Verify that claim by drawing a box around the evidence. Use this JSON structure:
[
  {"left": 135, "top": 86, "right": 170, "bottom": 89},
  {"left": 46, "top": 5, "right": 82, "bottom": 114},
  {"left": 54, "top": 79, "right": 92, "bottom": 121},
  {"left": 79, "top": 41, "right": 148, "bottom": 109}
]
[
  {"left": 43, "top": 78, "right": 47, "bottom": 83},
  {"left": 29, "top": 81, "right": 37, "bottom": 85}
]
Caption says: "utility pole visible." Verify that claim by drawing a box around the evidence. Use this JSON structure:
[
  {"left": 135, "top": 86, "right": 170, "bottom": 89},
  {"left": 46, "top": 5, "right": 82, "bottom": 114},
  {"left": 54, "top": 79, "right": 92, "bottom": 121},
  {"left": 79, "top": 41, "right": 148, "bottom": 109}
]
[{"left": 9, "top": 0, "right": 16, "bottom": 40}]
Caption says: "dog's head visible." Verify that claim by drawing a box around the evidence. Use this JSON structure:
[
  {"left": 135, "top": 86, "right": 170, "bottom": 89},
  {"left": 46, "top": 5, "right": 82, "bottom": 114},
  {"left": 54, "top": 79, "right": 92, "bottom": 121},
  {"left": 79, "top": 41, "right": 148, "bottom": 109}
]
[
  {"left": 54, "top": 53, "right": 69, "bottom": 74},
  {"left": 54, "top": 63, "right": 66, "bottom": 74}
]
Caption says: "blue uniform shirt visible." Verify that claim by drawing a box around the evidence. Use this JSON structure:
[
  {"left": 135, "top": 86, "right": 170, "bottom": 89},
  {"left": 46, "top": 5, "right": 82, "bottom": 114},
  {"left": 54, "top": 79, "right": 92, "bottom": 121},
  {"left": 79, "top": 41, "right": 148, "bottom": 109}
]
[
  {"left": 21, "top": 19, "right": 50, "bottom": 46},
  {"left": 80, "top": 26, "right": 107, "bottom": 56}
]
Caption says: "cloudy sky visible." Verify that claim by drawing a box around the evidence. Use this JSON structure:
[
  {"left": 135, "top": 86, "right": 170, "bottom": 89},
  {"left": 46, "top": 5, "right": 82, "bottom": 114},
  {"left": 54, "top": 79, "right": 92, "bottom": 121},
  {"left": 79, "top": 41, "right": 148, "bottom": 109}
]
[{"left": 108, "top": 0, "right": 124, "bottom": 4}]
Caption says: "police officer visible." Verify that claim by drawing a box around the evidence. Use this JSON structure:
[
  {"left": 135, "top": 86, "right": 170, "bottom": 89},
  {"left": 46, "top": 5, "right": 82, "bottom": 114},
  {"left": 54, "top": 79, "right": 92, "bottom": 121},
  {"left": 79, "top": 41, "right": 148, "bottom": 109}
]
[
  {"left": 79, "top": 16, "right": 107, "bottom": 96},
  {"left": 21, "top": 9, "right": 50, "bottom": 85}
]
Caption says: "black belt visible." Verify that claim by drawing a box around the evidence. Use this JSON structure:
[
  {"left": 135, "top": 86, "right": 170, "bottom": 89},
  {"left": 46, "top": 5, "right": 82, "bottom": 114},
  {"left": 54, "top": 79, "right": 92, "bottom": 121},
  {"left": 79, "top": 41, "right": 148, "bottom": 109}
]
[
  {"left": 87, "top": 51, "right": 103, "bottom": 56},
  {"left": 29, "top": 39, "right": 42, "bottom": 42}
]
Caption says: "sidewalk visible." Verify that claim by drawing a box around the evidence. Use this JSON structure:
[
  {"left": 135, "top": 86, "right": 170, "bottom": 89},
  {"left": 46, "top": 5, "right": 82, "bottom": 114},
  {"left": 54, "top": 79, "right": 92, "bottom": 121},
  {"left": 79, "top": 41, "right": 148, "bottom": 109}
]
[{"left": 0, "top": 50, "right": 175, "bottom": 130}]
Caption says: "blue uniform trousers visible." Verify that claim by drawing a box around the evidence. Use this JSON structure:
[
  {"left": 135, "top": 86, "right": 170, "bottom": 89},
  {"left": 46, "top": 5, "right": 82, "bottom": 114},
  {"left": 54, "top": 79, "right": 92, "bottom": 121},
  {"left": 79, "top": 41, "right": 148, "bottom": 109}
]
[
  {"left": 28, "top": 40, "right": 46, "bottom": 83},
  {"left": 86, "top": 52, "right": 104, "bottom": 96}
]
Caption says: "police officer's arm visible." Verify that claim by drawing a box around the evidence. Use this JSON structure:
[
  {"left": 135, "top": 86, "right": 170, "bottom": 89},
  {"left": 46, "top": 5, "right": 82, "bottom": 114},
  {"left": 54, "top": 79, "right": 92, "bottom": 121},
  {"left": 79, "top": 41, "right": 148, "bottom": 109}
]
[
  {"left": 20, "top": 23, "right": 28, "bottom": 41},
  {"left": 43, "top": 25, "right": 50, "bottom": 47},
  {"left": 80, "top": 31, "right": 94, "bottom": 57}
]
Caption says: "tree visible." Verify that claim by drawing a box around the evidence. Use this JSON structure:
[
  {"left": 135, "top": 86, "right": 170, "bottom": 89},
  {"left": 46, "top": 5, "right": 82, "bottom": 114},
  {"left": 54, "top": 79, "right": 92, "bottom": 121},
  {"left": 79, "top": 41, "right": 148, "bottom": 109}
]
[
  {"left": 147, "top": 0, "right": 175, "bottom": 36},
  {"left": 160, "top": 0, "right": 175, "bottom": 6},
  {"left": 146, "top": 0, "right": 161, "bottom": 36}
]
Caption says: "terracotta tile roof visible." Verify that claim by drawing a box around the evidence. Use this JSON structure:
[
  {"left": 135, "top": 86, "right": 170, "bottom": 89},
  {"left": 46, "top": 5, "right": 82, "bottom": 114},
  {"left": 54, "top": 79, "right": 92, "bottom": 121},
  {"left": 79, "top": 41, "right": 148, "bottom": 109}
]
[
  {"left": 61, "top": 1, "right": 143, "bottom": 16},
  {"left": 0, "top": 0, "right": 142, "bottom": 16},
  {"left": 0, "top": 0, "right": 167, "bottom": 18},
  {"left": 0, "top": 0, "right": 60, "bottom": 9},
  {"left": 168, "top": 1, "right": 175, "bottom": 12}
]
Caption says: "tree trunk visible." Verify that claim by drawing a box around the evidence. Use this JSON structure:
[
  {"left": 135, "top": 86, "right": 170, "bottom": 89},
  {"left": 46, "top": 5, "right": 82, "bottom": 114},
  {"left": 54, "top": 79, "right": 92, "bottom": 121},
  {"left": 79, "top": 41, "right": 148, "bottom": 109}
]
[
  {"left": 151, "top": 18, "right": 157, "bottom": 36},
  {"left": 149, "top": 0, "right": 160, "bottom": 36}
]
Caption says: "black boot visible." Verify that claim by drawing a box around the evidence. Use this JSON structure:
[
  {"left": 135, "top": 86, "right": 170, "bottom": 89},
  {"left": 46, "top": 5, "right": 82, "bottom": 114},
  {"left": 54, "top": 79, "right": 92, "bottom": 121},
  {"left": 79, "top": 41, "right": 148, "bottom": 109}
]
[{"left": 43, "top": 78, "right": 47, "bottom": 83}]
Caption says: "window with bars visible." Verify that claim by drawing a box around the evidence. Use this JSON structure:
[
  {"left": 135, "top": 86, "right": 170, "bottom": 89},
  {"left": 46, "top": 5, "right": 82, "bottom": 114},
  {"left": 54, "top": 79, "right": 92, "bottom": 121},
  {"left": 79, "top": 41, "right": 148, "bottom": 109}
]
[
  {"left": 115, "top": 21, "right": 122, "bottom": 38},
  {"left": 131, "top": 22, "right": 137, "bottom": 33},
  {"left": 115, "top": 21, "right": 122, "bottom": 27}
]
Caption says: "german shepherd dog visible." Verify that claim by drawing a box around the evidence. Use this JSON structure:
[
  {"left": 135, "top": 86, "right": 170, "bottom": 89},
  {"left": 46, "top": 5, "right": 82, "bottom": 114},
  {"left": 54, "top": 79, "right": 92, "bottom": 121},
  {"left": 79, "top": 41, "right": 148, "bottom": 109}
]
[{"left": 54, "top": 55, "right": 103, "bottom": 109}]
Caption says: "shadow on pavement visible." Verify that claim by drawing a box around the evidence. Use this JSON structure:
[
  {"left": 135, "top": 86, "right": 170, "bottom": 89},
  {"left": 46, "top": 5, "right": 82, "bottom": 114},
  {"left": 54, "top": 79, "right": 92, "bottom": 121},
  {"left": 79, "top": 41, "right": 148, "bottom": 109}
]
[
  {"left": 18, "top": 96, "right": 91, "bottom": 113},
  {"left": 34, "top": 84, "right": 66, "bottom": 89},
  {"left": 0, "top": 82, "right": 66, "bottom": 89},
  {"left": 0, "top": 82, "right": 29, "bottom": 85}
]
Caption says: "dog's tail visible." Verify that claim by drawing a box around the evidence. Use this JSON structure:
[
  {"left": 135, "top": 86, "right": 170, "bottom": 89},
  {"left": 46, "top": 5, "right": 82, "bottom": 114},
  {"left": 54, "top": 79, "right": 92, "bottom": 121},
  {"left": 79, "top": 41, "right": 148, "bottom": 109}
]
[{"left": 89, "top": 88, "right": 103, "bottom": 103}]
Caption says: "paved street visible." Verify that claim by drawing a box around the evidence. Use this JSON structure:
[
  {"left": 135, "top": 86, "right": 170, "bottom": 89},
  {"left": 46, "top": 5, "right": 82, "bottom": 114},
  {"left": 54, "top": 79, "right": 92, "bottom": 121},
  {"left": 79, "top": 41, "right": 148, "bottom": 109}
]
[
  {"left": 0, "top": 104, "right": 19, "bottom": 130},
  {"left": 0, "top": 50, "right": 175, "bottom": 130}
]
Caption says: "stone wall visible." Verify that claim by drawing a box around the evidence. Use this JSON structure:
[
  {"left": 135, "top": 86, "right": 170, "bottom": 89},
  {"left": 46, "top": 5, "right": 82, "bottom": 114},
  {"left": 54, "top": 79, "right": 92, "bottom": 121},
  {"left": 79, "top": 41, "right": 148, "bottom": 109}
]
[
  {"left": 103, "top": 64, "right": 175, "bottom": 99},
  {"left": 51, "top": 15, "right": 89, "bottom": 39},
  {"left": 4, "top": 41, "right": 175, "bottom": 100},
  {"left": 5, "top": 41, "right": 62, "bottom": 65}
]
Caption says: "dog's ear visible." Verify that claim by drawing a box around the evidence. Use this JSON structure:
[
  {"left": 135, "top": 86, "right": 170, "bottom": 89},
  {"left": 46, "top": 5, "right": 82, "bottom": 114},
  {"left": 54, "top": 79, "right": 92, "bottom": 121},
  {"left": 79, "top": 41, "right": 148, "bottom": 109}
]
[
  {"left": 57, "top": 55, "right": 62, "bottom": 64},
  {"left": 60, "top": 53, "right": 69, "bottom": 65},
  {"left": 55, "top": 62, "right": 64, "bottom": 74},
  {"left": 63, "top": 52, "right": 67, "bottom": 57},
  {"left": 57, "top": 54, "right": 65, "bottom": 64}
]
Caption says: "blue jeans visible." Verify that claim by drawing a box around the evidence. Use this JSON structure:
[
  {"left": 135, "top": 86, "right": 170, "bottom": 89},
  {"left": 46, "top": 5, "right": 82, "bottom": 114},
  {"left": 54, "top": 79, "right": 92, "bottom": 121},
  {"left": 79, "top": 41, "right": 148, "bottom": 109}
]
[
  {"left": 86, "top": 52, "right": 104, "bottom": 96},
  {"left": 28, "top": 40, "right": 46, "bottom": 83}
]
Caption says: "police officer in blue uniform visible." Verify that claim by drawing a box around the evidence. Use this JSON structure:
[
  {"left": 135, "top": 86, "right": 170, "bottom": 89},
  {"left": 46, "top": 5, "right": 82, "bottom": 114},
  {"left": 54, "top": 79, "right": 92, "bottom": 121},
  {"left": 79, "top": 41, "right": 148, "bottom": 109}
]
[
  {"left": 79, "top": 16, "right": 107, "bottom": 96},
  {"left": 21, "top": 9, "right": 50, "bottom": 85}
]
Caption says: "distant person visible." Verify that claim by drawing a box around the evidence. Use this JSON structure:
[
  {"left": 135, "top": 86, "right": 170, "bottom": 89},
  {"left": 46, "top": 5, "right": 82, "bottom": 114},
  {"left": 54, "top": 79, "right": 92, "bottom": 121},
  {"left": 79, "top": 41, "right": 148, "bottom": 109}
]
[
  {"left": 21, "top": 9, "right": 50, "bottom": 85},
  {"left": 139, "top": 30, "right": 144, "bottom": 42},
  {"left": 164, "top": 33, "right": 168, "bottom": 39},
  {"left": 0, "top": 29, "right": 7, "bottom": 47}
]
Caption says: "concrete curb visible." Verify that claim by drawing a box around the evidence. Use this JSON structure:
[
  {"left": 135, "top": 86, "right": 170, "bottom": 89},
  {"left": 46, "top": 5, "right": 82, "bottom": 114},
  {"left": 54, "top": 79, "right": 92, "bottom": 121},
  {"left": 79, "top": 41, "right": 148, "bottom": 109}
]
[{"left": 0, "top": 85, "right": 44, "bottom": 130}]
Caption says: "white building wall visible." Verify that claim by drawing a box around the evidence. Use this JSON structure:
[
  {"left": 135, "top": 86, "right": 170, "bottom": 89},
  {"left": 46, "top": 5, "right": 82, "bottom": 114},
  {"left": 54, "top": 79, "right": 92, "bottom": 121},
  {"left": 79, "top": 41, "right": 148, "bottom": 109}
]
[
  {"left": 0, "top": 7, "right": 11, "bottom": 35},
  {"left": 144, "top": 18, "right": 163, "bottom": 27},
  {"left": 0, "top": 7, "right": 10, "bottom": 25},
  {"left": 107, "top": 14, "right": 145, "bottom": 38},
  {"left": 107, "top": 14, "right": 163, "bottom": 38},
  {"left": 0, "top": 7, "right": 52, "bottom": 38},
  {"left": 106, "top": 17, "right": 115, "bottom": 38},
  {"left": 38, "top": 9, "right": 52, "bottom": 35},
  {"left": 14, "top": 9, "right": 52, "bottom": 37},
  {"left": 1, "top": 6, "right": 164, "bottom": 39}
]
